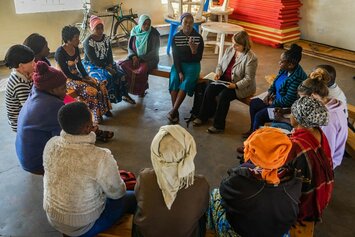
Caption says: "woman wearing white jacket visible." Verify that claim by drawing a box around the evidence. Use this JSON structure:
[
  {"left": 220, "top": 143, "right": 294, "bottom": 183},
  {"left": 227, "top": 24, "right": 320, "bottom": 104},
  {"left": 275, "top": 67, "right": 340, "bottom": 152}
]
[{"left": 43, "top": 102, "right": 136, "bottom": 237}]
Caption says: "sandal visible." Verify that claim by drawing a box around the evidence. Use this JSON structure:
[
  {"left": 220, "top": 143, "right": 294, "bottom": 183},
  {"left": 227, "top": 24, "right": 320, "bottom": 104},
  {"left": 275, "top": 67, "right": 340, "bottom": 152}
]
[
  {"left": 97, "top": 116, "right": 103, "bottom": 124},
  {"left": 139, "top": 91, "right": 148, "bottom": 98},
  {"left": 95, "top": 129, "right": 114, "bottom": 142},
  {"left": 122, "top": 96, "right": 136, "bottom": 104},
  {"left": 167, "top": 111, "right": 179, "bottom": 124},
  {"left": 105, "top": 111, "right": 113, "bottom": 117}
]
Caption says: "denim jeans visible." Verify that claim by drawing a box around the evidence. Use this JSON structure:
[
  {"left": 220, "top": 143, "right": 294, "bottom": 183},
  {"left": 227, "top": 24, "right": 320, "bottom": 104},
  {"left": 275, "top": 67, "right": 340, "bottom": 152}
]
[{"left": 80, "top": 190, "right": 137, "bottom": 237}]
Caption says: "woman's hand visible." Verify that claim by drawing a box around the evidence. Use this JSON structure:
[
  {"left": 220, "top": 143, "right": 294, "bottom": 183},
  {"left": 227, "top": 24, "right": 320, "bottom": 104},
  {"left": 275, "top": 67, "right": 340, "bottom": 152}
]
[
  {"left": 274, "top": 109, "right": 290, "bottom": 123},
  {"left": 132, "top": 56, "right": 140, "bottom": 68},
  {"left": 227, "top": 82, "right": 236, "bottom": 89},
  {"left": 263, "top": 93, "right": 274, "bottom": 105},
  {"left": 214, "top": 74, "right": 221, "bottom": 80},
  {"left": 188, "top": 37, "right": 199, "bottom": 54},
  {"left": 268, "top": 94, "right": 275, "bottom": 105},
  {"left": 105, "top": 66, "right": 116, "bottom": 75},
  {"left": 179, "top": 72, "right": 184, "bottom": 83}
]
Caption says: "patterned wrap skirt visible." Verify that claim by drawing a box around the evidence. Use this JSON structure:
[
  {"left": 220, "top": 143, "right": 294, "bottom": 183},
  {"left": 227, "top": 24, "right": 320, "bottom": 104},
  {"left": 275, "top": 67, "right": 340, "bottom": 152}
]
[
  {"left": 207, "top": 189, "right": 290, "bottom": 237},
  {"left": 207, "top": 189, "right": 241, "bottom": 237},
  {"left": 169, "top": 62, "right": 201, "bottom": 97},
  {"left": 83, "top": 61, "right": 128, "bottom": 103},
  {"left": 67, "top": 78, "right": 111, "bottom": 123}
]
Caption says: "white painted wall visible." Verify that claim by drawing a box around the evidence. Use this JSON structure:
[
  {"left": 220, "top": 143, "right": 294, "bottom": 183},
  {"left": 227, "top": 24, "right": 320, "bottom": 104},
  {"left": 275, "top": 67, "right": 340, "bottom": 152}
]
[
  {"left": 0, "top": 0, "right": 168, "bottom": 59},
  {"left": 1, "top": 0, "right": 354, "bottom": 59},
  {"left": 300, "top": 0, "right": 355, "bottom": 51}
]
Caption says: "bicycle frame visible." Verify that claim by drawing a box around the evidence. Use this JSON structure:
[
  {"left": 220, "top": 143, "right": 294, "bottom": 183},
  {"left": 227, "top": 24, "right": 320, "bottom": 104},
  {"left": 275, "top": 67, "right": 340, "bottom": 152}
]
[
  {"left": 76, "top": 1, "right": 137, "bottom": 45},
  {"left": 106, "top": 2, "right": 138, "bottom": 39}
]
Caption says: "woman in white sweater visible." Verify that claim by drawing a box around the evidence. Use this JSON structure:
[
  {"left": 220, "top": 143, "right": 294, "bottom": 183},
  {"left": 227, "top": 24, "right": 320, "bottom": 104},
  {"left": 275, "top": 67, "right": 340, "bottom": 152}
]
[{"left": 43, "top": 102, "right": 136, "bottom": 236}]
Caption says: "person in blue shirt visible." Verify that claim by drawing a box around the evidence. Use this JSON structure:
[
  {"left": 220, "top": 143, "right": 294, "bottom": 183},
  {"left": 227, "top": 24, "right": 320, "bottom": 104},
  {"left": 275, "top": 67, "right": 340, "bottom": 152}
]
[
  {"left": 243, "top": 44, "right": 307, "bottom": 138},
  {"left": 16, "top": 61, "right": 67, "bottom": 175}
]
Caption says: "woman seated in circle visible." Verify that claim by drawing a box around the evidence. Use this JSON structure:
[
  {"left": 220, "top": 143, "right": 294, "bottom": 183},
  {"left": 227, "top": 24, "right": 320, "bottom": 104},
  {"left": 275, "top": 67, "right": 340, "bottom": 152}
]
[
  {"left": 243, "top": 44, "right": 307, "bottom": 138},
  {"left": 192, "top": 31, "right": 258, "bottom": 134},
  {"left": 207, "top": 127, "right": 302, "bottom": 237},
  {"left": 4, "top": 44, "right": 35, "bottom": 132},
  {"left": 83, "top": 15, "right": 135, "bottom": 104},
  {"left": 55, "top": 25, "right": 112, "bottom": 124},
  {"left": 288, "top": 96, "right": 334, "bottom": 222},
  {"left": 167, "top": 12, "right": 204, "bottom": 124},
  {"left": 119, "top": 14, "right": 160, "bottom": 97},
  {"left": 23, "top": 33, "right": 51, "bottom": 65},
  {"left": 133, "top": 125, "right": 210, "bottom": 237},
  {"left": 297, "top": 69, "right": 348, "bottom": 169},
  {"left": 16, "top": 61, "right": 66, "bottom": 175}
]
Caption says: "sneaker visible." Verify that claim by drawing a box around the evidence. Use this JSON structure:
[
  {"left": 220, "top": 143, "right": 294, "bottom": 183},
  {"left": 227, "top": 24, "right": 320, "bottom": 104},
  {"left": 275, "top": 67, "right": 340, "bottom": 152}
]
[
  {"left": 192, "top": 118, "right": 203, "bottom": 126},
  {"left": 207, "top": 126, "right": 224, "bottom": 134}
]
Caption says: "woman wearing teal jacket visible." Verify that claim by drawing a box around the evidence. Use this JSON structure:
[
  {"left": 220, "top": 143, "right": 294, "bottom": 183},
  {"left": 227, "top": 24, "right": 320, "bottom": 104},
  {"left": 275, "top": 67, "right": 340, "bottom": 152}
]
[{"left": 244, "top": 44, "right": 307, "bottom": 137}]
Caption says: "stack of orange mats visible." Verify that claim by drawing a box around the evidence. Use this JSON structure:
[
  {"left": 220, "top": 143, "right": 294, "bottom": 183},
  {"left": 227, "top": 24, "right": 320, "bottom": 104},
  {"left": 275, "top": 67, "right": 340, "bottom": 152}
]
[{"left": 229, "top": 0, "right": 302, "bottom": 48}]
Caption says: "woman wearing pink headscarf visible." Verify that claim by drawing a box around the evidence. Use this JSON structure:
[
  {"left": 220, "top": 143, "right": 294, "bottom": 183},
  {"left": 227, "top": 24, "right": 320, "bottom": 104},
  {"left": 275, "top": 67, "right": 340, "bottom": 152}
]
[{"left": 83, "top": 15, "right": 136, "bottom": 104}]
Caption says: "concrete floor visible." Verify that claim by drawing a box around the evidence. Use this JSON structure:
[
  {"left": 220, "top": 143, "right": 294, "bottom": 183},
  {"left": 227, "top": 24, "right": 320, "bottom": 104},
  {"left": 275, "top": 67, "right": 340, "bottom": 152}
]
[{"left": 0, "top": 40, "right": 354, "bottom": 237}]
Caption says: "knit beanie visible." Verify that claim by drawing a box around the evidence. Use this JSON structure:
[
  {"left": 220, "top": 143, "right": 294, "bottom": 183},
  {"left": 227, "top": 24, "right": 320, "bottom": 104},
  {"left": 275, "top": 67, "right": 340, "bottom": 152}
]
[
  {"left": 33, "top": 61, "right": 67, "bottom": 91},
  {"left": 90, "top": 15, "right": 104, "bottom": 31}
]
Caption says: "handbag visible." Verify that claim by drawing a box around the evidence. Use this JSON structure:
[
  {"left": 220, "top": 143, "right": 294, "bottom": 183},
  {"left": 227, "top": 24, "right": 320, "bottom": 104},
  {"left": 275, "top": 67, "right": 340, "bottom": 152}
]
[{"left": 119, "top": 170, "right": 137, "bottom": 190}]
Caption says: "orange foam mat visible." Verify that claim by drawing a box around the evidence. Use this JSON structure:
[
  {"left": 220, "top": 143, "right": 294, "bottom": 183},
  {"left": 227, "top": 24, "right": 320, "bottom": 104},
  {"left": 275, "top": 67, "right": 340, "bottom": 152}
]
[{"left": 229, "top": 19, "right": 300, "bottom": 34}]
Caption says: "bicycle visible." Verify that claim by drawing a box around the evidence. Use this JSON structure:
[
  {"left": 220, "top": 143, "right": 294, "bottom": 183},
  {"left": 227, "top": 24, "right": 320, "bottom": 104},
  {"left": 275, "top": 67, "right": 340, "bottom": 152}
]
[{"left": 75, "top": 1, "right": 138, "bottom": 48}]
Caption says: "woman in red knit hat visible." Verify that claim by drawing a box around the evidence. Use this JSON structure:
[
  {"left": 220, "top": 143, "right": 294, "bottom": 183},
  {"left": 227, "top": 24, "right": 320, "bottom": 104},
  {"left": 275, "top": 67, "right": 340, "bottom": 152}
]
[{"left": 15, "top": 61, "right": 67, "bottom": 174}]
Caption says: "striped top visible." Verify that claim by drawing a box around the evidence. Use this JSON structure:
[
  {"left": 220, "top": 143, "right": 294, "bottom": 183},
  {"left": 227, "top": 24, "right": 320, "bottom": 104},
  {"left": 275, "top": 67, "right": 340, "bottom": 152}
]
[
  {"left": 5, "top": 70, "right": 33, "bottom": 132},
  {"left": 172, "top": 29, "right": 204, "bottom": 74}
]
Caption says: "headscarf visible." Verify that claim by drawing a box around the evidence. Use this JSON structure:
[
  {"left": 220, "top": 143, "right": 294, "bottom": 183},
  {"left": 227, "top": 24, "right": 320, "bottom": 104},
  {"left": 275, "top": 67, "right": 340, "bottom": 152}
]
[
  {"left": 89, "top": 15, "right": 104, "bottom": 31},
  {"left": 180, "top": 12, "right": 193, "bottom": 23},
  {"left": 151, "top": 125, "right": 197, "bottom": 210},
  {"left": 244, "top": 127, "right": 292, "bottom": 184},
  {"left": 291, "top": 96, "right": 329, "bottom": 128},
  {"left": 130, "top": 14, "right": 151, "bottom": 56},
  {"left": 33, "top": 61, "right": 67, "bottom": 91}
]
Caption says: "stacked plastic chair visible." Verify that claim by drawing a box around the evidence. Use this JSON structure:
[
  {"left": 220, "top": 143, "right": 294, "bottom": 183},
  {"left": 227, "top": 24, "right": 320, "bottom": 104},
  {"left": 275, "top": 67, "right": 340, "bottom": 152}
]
[{"left": 229, "top": 0, "right": 302, "bottom": 48}]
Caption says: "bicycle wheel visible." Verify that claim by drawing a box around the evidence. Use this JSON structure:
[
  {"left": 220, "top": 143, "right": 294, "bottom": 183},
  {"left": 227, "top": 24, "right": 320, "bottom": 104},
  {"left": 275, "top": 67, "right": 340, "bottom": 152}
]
[
  {"left": 113, "top": 18, "right": 137, "bottom": 47},
  {"left": 74, "top": 22, "right": 89, "bottom": 43}
]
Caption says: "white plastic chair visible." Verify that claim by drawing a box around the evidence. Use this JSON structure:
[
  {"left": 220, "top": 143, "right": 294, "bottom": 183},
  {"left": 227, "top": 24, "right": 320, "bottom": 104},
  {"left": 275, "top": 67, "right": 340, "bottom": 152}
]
[
  {"left": 208, "top": 0, "right": 233, "bottom": 22},
  {"left": 167, "top": 0, "right": 206, "bottom": 21}
]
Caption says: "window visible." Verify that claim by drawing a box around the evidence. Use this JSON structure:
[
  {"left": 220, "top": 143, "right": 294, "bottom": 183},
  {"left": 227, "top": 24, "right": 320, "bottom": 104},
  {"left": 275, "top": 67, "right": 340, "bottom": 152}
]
[{"left": 14, "top": 0, "right": 86, "bottom": 14}]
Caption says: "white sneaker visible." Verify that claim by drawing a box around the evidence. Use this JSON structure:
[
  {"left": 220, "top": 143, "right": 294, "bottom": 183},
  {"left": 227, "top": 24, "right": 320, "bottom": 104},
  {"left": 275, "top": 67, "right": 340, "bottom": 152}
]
[{"left": 192, "top": 118, "right": 203, "bottom": 126}]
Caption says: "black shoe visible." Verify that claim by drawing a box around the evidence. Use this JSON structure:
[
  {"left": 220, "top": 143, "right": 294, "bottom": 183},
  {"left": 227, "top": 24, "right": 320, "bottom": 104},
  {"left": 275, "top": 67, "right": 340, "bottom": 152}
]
[
  {"left": 105, "top": 111, "right": 113, "bottom": 117},
  {"left": 122, "top": 96, "right": 136, "bottom": 104}
]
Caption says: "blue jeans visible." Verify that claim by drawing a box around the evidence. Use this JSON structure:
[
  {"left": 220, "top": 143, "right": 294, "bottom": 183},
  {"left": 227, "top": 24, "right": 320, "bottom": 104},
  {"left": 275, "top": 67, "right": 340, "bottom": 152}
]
[
  {"left": 80, "top": 191, "right": 137, "bottom": 237},
  {"left": 249, "top": 98, "right": 273, "bottom": 131}
]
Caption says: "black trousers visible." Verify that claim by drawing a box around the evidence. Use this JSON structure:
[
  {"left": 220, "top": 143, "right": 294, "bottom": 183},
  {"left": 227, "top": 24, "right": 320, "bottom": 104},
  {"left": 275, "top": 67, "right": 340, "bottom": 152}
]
[{"left": 198, "top": 83, "right": 237, "bottom": 129}]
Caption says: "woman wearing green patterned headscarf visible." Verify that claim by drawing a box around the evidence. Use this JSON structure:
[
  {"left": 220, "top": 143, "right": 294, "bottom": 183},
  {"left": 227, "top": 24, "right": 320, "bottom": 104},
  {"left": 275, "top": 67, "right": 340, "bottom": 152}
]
[{"left": 120, "top": 14, "right": 161, "bottom": 97}]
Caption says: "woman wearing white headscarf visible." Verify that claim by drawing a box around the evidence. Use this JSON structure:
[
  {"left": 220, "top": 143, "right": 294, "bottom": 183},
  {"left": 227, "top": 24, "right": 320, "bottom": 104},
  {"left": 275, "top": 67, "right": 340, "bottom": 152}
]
[
  {"left": 133, "top": 125, "right": 210, "bottom": 237},
  {"left": 119, "top": 14, "right": 160, "bottom": 97}
]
